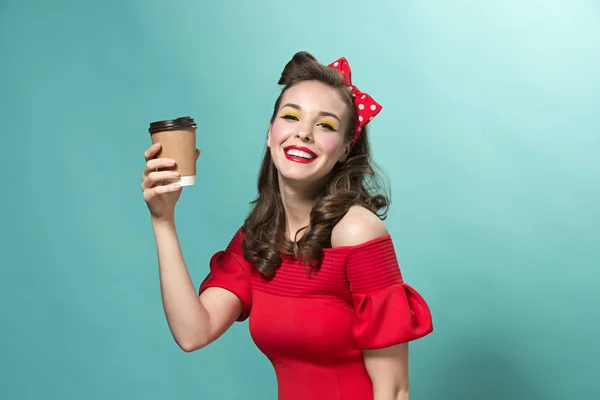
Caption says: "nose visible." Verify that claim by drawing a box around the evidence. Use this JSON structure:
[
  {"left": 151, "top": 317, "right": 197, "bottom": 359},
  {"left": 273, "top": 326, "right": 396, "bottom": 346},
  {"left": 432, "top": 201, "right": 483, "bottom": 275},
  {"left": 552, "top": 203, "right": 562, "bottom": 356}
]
[{"left": 295, "top": 127, "right": 313, "bottom": 143}]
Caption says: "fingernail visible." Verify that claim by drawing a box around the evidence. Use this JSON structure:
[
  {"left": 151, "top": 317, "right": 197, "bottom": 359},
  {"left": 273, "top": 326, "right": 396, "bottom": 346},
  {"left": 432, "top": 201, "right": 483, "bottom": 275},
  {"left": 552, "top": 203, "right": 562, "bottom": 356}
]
[{"left": 168, "top": 159, "right": 175, "bottom": 165}]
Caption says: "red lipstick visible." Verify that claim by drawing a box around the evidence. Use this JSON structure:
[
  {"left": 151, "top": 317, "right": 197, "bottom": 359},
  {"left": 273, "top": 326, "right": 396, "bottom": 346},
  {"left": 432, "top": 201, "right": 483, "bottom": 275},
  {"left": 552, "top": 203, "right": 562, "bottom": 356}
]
[{"left": 283, "top": 145, "right": 318, "bottom": 164}]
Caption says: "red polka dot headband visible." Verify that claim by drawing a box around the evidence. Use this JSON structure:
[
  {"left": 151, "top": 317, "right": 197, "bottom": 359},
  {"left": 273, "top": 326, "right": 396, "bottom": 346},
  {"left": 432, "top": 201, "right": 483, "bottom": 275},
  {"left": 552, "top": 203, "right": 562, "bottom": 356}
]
[{"left": 328, "top": 57, "right": 382, "bottom": 150}]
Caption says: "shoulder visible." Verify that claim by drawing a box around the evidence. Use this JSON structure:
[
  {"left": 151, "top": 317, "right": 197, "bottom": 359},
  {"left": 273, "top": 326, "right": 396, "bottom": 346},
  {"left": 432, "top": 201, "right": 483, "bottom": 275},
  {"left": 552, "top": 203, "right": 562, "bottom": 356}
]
[{"left": 331, "top": 205, "right": 389, "bottom": 248}]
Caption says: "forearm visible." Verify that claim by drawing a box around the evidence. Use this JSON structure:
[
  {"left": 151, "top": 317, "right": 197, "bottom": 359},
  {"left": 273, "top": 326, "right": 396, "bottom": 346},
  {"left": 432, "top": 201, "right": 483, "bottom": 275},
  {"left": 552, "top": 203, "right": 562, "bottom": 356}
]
[
  {"left": 395, "top": 390, "right": 409, "bottom": 400},
  {"left": 373, "top": 386, "right": 409, "bottom": 400},
  {"left": 365, "top": 343, "right": 410, "bottom": 400},
  {"left": 394, "top": 390, "right": 410, "bottom": 400},
  {"left": 152, "top": 217, "right": 209, "bottom": 350}
]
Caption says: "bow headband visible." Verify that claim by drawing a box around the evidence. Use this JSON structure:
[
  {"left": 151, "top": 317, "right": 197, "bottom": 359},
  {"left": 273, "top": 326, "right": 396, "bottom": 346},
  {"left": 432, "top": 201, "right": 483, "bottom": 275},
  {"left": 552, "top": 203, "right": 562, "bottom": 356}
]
[{"left": 327, "top": 57, "right": 382, "bottom": 149}]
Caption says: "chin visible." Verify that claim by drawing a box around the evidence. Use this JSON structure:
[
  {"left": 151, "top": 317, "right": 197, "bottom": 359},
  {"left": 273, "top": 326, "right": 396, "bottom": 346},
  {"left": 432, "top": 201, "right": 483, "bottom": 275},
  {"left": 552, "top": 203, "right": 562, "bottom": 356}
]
[
  {"left": 277, "top": 165, "right": 331, "bottom": 187},
  {"left": 278, "top": 169, "right": 318, "bottom": 184},
  {"left": 271, "top": 149, "right": 334, "bottom": 187}
]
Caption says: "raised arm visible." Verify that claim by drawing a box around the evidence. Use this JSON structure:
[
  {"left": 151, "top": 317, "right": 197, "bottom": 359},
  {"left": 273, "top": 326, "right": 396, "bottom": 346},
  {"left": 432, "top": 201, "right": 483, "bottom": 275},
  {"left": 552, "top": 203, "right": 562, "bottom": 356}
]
[
  {"left": 152, "top": 218, "right": 243, "bottom": 351},
  {"left": 142, "top": 143, "right": 243, "bottom": 352}
]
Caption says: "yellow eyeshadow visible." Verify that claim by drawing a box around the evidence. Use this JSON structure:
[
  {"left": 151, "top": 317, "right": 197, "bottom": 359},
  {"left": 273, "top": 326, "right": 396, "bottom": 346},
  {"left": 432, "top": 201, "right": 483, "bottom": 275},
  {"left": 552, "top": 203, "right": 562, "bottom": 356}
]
[
  {"left": 281, "top": 112, "right": 299, "bottom": 119},
  {"left": 319, "top": 119, "right": 338, "bottom": 129}
]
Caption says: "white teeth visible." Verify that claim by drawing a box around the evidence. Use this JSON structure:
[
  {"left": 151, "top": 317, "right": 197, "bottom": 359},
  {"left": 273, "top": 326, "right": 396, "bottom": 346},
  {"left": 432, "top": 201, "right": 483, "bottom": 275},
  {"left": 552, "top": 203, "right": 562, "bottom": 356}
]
[{"left": 286, "top": 149, "right": 314, "bottom": 159}]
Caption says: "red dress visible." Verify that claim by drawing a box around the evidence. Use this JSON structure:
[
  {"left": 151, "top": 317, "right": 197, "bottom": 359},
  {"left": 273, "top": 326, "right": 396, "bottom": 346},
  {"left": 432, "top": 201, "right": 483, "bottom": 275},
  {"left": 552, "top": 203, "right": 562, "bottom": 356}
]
[{"left": 199, "top": 228, "right": 433, "bottom": 400}]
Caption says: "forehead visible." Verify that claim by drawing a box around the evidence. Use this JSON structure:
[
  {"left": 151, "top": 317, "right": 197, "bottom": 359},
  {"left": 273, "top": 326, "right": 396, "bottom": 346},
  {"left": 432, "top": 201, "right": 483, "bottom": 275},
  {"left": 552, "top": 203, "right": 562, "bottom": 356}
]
[{"left": 279, "top": 80, "right": 349, "bottom": 117}]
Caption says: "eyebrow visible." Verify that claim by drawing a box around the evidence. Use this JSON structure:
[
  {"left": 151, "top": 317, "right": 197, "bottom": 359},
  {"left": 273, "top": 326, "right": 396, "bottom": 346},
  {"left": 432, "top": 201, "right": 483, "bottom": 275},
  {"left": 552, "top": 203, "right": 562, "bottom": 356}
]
[{"left": 281, "top": 103, "right": 341, "bottom": 123}]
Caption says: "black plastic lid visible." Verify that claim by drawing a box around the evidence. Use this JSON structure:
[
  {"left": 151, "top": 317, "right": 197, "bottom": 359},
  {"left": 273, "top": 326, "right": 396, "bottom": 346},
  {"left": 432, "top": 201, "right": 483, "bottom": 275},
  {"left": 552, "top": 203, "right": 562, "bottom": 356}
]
[{"left": 148, "top": 116, "right": 197, "bottom": 134}]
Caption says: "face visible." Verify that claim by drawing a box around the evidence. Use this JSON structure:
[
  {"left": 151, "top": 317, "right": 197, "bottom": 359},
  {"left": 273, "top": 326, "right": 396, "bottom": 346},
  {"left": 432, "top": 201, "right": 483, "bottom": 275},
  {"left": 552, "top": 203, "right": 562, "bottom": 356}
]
[{"left": 267, "top": 80, "right": 351, "bottom": 187}]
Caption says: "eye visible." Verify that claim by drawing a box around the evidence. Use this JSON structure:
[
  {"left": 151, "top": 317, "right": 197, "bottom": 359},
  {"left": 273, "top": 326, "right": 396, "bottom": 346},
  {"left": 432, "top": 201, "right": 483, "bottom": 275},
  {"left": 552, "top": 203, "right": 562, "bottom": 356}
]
[
  {"left": 281, "top": 113, "right": 299, "bottom": 121},
  {"left": 318, "top": 121, "right": 337, "bottom": 132}
]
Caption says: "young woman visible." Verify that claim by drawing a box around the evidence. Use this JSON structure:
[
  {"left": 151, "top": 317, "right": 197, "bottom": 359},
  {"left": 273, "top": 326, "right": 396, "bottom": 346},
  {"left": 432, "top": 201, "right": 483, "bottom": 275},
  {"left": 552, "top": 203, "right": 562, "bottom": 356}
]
[{"left": 141, "top": 51, "right": 433, "bottom": 400}]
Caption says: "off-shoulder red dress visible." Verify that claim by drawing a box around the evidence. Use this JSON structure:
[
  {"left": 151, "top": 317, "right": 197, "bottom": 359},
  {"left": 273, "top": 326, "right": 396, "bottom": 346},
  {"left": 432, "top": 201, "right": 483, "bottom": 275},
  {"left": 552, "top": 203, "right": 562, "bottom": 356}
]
[{"left": 199, "top": 229, "right": 433, "bottom": 400}]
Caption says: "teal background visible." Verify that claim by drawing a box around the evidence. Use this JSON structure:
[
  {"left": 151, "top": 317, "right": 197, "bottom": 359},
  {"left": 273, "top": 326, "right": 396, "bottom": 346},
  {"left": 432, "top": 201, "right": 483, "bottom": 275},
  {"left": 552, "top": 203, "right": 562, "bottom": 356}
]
[{"left": 1, "top": 0, "right": 598, "bottom": 399}]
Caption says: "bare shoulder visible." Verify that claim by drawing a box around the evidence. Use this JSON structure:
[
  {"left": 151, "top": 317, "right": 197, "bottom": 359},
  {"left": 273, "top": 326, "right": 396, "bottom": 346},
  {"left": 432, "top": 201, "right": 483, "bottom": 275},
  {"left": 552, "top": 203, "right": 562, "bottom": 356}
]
[{"left": 331, "top": 205, "right": 389, "bottom": 248}]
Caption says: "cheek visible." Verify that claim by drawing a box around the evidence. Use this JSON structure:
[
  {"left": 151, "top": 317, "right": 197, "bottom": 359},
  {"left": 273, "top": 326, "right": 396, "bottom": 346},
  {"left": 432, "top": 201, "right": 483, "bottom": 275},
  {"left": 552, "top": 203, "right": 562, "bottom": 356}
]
[
  {"left": 318, "top": 135, "right": 345, "bottom": 156},
  {"left": 269, "top": 121, "right": 291, "bottom": 145}
]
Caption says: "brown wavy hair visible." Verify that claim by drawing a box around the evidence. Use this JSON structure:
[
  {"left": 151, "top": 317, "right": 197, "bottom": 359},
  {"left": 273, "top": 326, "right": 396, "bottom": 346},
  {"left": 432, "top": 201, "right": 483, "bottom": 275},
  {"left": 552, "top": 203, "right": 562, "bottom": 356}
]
[{"left": 241, "top": 51, "right": 390, "bottom": 277}]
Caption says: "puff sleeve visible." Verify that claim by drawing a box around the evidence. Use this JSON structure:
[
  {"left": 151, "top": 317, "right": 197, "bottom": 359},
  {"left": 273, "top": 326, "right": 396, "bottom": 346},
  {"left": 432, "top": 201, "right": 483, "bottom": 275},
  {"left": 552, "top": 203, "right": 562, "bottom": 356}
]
[
  {"left": 346, "top": 235, "right": 433, "bottom": 349},
  {"left": 199, "top": 229, "right": 252, "bottom": 321}
]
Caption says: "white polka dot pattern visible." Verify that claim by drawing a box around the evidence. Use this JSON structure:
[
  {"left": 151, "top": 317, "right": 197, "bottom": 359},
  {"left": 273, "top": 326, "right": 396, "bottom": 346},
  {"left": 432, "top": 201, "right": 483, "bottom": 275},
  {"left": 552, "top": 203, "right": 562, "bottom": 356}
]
[{"left": 327, "top": 57, "right": 382, "bottom": 149}]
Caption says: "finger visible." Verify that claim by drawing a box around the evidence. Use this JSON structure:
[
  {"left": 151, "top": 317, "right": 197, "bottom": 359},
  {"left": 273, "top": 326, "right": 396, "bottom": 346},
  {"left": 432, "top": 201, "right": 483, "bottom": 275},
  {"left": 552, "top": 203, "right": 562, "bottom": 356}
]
[
  {"left": 153, "top": 182, "right": 182, "bottom": 196},
  {"left": 142, "top": 157, "right": 174, "bottom": 182},
  {"left": 196, "top": 148, "right": 201, "bottom": 160},
  {"left": 146, "top": 157, "right": 176, "bottom": 172},
  {"left": 144, "top": 143, "right": 161, "bottom": 161},
  {"left": 145, "top": 170, "right": 180, "bottom": 188},
  {"left": 142, "top": 170, "right": 178, "bottom": 190},
  {"left": 143, "top": 182, "right": 181, "bottom": 201},
  {"left": 142, "top": 180, "right": 181, "bottom": 201}
]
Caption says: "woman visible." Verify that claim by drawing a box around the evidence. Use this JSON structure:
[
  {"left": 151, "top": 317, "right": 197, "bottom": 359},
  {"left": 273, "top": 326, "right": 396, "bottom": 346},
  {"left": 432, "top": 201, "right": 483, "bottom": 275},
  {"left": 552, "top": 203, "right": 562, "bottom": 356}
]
[{"left": 141, "top": 51, "right": 433, "bottom": 400}]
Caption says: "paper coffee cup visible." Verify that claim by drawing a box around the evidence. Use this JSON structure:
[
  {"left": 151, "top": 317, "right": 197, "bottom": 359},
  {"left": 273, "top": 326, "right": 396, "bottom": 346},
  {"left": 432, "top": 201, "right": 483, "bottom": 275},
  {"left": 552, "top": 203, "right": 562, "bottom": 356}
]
[{"left": 148, "top": 116, "right": 197, "bottom": 186}]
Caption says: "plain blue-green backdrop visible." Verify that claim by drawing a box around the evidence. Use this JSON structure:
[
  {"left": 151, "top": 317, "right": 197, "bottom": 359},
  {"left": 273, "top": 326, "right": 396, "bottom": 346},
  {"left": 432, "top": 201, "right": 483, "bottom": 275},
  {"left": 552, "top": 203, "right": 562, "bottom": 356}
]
[{"left": 1, "top": 0, "right": 598, "bottom": 399}]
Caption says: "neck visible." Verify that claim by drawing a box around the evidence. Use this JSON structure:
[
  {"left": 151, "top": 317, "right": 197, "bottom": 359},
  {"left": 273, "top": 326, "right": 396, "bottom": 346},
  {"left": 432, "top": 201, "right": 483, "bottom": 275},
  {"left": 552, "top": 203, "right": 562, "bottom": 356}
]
[{"left": 278, "top": 176, "right": 325, "bottom": 242}]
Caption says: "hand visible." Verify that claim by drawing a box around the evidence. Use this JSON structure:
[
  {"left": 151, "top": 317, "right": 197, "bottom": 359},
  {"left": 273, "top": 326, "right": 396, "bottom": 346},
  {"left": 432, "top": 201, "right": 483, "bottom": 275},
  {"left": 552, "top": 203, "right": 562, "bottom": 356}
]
[{"left": 141, "top": 143, "right": 200, "bottom": 221}]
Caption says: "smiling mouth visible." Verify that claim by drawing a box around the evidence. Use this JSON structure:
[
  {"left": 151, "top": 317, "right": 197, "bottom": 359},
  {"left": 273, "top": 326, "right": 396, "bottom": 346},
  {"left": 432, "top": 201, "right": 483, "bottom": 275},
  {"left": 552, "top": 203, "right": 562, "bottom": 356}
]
[{"left": 283, "top": 146, "right": 318, "bottom": 164}]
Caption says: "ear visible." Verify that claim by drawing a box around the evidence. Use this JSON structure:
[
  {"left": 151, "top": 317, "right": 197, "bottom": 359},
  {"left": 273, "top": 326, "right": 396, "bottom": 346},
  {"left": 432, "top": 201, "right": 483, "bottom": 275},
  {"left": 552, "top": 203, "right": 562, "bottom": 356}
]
[
  {"left": 267, "top": 126, "right": 272, "bottom": 148},
  {"left": 337, "top": 142, "right": 351, "bottom": 163}
]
